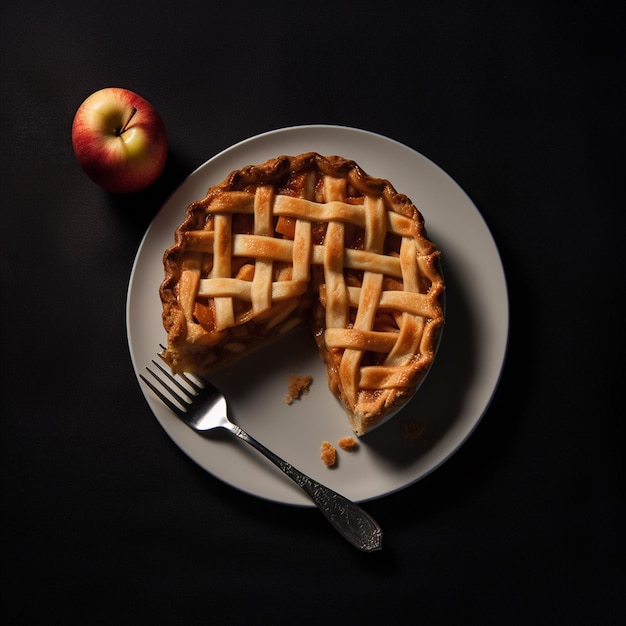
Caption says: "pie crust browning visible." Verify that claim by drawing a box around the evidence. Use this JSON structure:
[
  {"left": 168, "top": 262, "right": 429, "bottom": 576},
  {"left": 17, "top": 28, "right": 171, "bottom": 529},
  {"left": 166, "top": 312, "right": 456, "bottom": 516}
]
[{"left": 160, "top": 152, "right": 444, "bottom": 435}]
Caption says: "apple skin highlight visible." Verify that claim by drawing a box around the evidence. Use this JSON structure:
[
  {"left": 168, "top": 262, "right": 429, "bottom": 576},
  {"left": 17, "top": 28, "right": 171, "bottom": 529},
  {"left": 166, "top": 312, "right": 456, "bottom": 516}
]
[{"left": 71, "top": 88, "right": 168, "bottom": 194}]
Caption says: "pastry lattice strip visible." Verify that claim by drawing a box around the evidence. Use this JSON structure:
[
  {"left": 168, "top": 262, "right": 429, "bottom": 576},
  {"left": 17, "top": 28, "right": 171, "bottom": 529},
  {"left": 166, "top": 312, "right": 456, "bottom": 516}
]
[{"left": 177, "top": 178, "right": 441, "bottom": 406}]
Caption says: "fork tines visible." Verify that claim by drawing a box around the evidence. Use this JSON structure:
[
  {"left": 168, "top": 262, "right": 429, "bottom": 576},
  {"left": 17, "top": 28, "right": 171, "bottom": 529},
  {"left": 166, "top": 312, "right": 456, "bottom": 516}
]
[{"left": 140, "top": 357, "right": 205, "bottom": 416}]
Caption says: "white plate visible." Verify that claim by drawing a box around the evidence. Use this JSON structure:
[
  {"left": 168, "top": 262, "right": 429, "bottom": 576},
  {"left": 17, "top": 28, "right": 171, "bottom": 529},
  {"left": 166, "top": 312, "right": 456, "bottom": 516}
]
[{"left": 126, "top": 125, "right": 509, "bottom": 506}]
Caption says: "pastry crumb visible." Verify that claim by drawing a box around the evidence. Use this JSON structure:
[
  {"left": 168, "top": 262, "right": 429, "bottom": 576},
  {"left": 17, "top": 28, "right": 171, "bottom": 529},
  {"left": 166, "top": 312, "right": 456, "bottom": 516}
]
[
  {"left": 284, "top": 374, "right": 312, "bottom": 404},
  {"left": 320, "top": 441, "right": 337, "bottom": 467},
  {"left": 337, "top": 436, "right": 358, "bottom": 452},
  {"left": 403, "top": 421, "right": 425, "bottom": 443}
]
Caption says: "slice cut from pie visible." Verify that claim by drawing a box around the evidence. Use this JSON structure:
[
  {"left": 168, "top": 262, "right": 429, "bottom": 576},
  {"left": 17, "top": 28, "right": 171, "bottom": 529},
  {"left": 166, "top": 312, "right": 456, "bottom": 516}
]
[{"left": 159, "top": 152, "right": 444, "bottom": 435}]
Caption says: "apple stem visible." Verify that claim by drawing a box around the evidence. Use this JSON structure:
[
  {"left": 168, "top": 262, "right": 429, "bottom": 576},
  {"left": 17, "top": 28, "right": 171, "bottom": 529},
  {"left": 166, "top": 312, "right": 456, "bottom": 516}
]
[{"left": 117, "top": 107, "right": 137, "bottom": 136}]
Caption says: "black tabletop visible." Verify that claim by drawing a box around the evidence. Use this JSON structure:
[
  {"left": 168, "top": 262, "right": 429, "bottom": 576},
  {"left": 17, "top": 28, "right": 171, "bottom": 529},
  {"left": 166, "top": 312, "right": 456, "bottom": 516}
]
[{"left": 2, "top": 2, "right": 624, "bottom": 624}]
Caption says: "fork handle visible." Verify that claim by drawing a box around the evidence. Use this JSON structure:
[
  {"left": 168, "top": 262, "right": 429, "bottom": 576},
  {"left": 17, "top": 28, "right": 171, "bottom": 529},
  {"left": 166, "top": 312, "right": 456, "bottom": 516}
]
[{"left": 229, "top": 424, "right": 382, "bottom": 552}]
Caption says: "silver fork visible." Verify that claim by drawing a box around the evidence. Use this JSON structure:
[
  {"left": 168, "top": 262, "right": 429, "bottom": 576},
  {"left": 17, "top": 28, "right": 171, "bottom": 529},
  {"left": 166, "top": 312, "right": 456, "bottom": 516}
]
[{"left": 140, "top": 355, "right": 383, "bottom": 552}]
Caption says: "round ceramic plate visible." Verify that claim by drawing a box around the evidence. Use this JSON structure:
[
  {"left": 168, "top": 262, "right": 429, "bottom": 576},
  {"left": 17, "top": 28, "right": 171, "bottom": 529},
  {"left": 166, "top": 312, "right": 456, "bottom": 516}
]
[{"left": 126, "top": 125, "right": 509, "bottom": 506}]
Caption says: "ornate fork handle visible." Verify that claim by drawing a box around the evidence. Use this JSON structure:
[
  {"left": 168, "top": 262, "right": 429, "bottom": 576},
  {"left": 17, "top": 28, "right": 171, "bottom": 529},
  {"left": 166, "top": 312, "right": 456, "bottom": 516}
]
[{"left": 229, "top": 423, "right": 382, "bottom": 552}]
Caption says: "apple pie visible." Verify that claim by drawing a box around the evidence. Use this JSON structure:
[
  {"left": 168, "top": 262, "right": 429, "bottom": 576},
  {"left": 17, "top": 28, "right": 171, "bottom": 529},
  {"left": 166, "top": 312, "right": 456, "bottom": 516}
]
[{"left": 159, "top": 152, "right": 444, "bottom": 435}]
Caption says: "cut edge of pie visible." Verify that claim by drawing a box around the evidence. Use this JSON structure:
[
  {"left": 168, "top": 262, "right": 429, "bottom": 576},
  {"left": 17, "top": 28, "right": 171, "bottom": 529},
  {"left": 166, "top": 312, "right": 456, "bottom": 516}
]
[{"left": 159, "top": 152, "right": 445, "bottom": 436}]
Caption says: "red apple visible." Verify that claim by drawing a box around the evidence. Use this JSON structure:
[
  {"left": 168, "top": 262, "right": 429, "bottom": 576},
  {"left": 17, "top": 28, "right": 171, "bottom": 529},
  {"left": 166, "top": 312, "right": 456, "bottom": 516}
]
[{"left": 71, "top": 87, "right": 168, "bottom": 193}]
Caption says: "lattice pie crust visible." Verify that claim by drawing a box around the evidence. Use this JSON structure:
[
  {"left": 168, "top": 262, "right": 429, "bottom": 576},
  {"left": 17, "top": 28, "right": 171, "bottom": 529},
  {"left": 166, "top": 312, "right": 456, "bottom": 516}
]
[{"left": 160, "top": 153, "right": 444, "bottom": 435}]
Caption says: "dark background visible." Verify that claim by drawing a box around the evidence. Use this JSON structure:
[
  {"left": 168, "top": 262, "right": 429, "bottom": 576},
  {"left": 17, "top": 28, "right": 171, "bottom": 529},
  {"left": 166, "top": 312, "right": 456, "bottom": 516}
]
[{"left": 2, "top": 2, "right": 624, "bottom": 624}]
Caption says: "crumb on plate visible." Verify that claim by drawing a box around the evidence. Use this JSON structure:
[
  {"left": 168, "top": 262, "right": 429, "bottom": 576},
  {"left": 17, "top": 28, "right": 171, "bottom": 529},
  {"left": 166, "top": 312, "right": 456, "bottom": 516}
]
[
  {"left": 320, "top": 441, "right": 337, "bottom": 467},
  {"left": 337, "top": 436, "right": 358, "bottom": 452},
  {"left": 284, "top": 374, "right": 313, "bottom": 404},
  {"left": 403, "top": 420, "right": 425, "bottom": 443}
]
